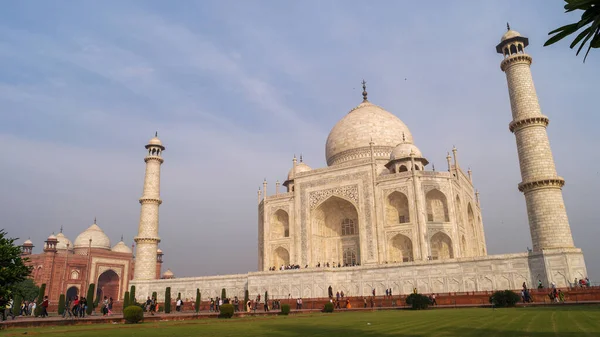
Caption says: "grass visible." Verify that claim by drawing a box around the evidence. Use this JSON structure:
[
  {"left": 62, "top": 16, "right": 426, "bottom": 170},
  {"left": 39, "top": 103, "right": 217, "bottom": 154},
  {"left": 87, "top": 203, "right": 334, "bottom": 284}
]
[{"left": 5, "top": 306, "right": 600, "bottom": 337}]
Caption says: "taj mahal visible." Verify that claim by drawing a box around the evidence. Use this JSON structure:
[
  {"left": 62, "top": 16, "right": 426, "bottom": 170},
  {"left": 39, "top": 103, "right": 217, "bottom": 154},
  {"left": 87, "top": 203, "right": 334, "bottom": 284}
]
[{"left": 23, "top": 28, "right": 588, "bottom": 302}]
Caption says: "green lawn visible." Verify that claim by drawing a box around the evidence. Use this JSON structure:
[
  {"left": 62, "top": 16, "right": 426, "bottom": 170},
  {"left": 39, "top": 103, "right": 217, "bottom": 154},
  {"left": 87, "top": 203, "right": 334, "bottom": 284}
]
[{"left": 6, "top": 306, "right": 600, "bottom": 337}]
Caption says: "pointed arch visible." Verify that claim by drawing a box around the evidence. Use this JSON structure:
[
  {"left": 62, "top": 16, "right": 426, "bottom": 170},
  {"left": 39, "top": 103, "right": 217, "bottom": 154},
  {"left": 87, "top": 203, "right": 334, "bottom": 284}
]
[
  {"left": 430, "top": 232, "right": 453, "bottom": 260},
  {"left": 386, "top": 191, "right": 410, "bottom": 224},
  {"left": 460, "top": 235, "right": 467, "bottom": 257},
  {"left": 311, "top": 196, "right": 360, "bottom": 266},
  {"left": 426, "top": 189, "right": 449, "bottom": 222},
  {"left": 467, "top": 203, "right": 477, "bottom": 256},
  {"left": 270, "top": 209, "right": 289, "bottom": 239},
  {"left": 388, "top": 234, "right": 413, "bottom": 263},
  {"left": 96, "top": 269, "right": 120, "bottom": 301},
  {"left": 455, "top": 195, "right": 463, "bottom": 226},
  {"left": 272, "top": 246, "right": 290, "bottom": 267}
]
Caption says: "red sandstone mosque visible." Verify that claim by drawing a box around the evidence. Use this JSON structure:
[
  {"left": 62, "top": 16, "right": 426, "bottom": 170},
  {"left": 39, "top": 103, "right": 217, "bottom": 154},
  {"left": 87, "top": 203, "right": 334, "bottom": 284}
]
[{"left": 19, "top": 220, "right": 168, "bottom": 302}]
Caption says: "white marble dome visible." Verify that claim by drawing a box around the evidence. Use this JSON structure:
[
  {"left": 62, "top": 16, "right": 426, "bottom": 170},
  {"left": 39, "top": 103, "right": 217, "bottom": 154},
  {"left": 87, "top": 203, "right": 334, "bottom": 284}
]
[
  {"left": 148, "top": 136, "right": 163, "bottom": 146},
  {"left": 112, "top": 241, "right": 132, "bottom": 254},
  {"left": 23, "top": 239, "right": 33, "bottom": 246},
  {"left": 501, "top": 29, "right": 521, "bottom": 42},
  {"left": 74, "top": 223, "right": 111, "bottom": 250},
  {"left": 326, "top": 100, "right": 413, "bottom": 166},
  {"left": 287, "top": 162, "right": 312, "bottom": 180},
  {"left": 163, "top": 269, "right": 174, "bottom": 278},
  {"left": 55, "top": 232, "right": 74, "bottom": 251},
  {"left": 390, "top": 142, "right": 423, "bottom": 160}
]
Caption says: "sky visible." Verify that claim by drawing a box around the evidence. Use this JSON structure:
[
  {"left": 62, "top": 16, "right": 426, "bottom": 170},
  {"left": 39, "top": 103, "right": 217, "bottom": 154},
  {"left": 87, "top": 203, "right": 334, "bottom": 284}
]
[{"left": 1, "top": 1, "right": 599, "bottom": 281}]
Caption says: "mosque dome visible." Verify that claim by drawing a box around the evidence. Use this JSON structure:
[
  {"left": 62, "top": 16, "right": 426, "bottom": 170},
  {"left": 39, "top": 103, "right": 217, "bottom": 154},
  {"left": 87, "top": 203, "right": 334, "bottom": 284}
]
[
  {"left": 112, "top": 241, "right": 133, "bottom": 254},
  {"left": 390, "top": 142, "right": 423, "bottom": 160},
  {"left": 74, "top": 223, "right": 111, "bottom": 250},
  {"left": 501, "top": 29, "right": 521, "bottom": 42},
  {"left": 163, "top": 269, "right": 174, "bottom": 278},
  {"left": 157, "top": 248, "right": 163, "bottom": 254},
  {"left": 47, "top": 233, "right": 57, "bottom": 241},
  {"left": 287, "top": 162, "right": 312, "bottom": 180},
  {"left": 55, "top": 232, "right": 74, "bottom": 251},
  {"left": 23, "top": 239, "right": 33, "bottom": 246},
  {"left": 326, "top": 100, "right": 413, "bottom": 166}
]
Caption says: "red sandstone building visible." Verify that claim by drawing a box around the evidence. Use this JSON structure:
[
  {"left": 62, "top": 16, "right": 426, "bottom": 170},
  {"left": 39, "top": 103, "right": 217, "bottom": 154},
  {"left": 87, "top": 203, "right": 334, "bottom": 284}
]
[{"left": 20, "top": 220, "right": 164, "bottom": 302}]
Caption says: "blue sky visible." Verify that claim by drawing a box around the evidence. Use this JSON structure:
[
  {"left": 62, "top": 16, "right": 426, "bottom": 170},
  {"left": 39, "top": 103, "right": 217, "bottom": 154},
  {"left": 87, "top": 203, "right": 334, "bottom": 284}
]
[{"left": 1, "top": 1, "right": 599, "bottom": 280}]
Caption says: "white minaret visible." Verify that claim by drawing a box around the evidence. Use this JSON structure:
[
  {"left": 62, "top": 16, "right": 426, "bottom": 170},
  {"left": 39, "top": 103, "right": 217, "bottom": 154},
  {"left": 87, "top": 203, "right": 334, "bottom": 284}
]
[
  {"left": 133, "top": 133, "right": 165, "bottom": 280},
  {"left": 496, "top": 26, "right": 575, "bottom": 251}
]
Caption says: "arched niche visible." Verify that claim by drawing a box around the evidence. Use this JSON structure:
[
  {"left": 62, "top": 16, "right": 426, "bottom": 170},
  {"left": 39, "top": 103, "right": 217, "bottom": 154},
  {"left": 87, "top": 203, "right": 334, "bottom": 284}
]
[
  {"left": 430, "top": 232, "right": 453, "bottom": 260},
  {"left": 311, "top": 196, "right": 360, "bottom": 266},
  {"left": 388, "top": 234, "right": 413, "bottom": 263},
  {"left": 96, "top": 270, "right": 120, "bottom": 301},
  {"left": 66, "top": 286, "right": 79, "bottom": 301},
  {"left": 467, "top": 203, "right": 477, "bottom": 256},
  {"left": 426, "top": 189, "right": 449, "bottom": 222},
  {"left": 273, "top": 246, "right": 290, "bottom": 267},
  {"left": 270, "top": 209, "right": 290, "bottom": 239},
  {"left": 386, "top": 191, "right": 410, "bottom": 225}
]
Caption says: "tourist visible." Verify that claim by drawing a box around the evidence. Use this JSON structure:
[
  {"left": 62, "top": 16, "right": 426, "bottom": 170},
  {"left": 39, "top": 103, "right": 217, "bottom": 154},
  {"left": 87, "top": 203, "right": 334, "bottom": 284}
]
[
  {"left": 246, "top": 299, "right": 251, "bottom": 313},
  {"left": 63, "top": 297, "right": 73, "bottom": 319},
  {"left": 346, "top": 299, "right": 351, "bottom": 309},
  {"left": 4, "top": 298, "right": 15, "bottom": 320},
  {"left": 218, "top": 297, "right": 223, "bottom": 311},
  {"left": 79, "top": 297, "right": 86, "bottom": 318},
  {"left": 431, "top": 294, "right": 437, "bottom": 306},
  {"left": 385, "top": 289, "right": 389, "bottom": 298},
  {"left": 234, "top": 297, "right": 239, "bottom": 312},
  {"left": 28, "top": 301, "right": 34, "bottom": 316},
  {"left": 336, "top": 291, "right": 340, "bottom": 302},
  {"left": 41, "top": 296, "right": 49, "bottom": 317},
  {"left": 20, "top": 301, "right": 26, "bottom": 316},
  {"left": 72, "top": 296, "right": 79, "bottom": 317},
  {"left": 537, "top": 280, "right": 543, "bottom": 289},
  {"left": 146, "top": 297, "right": 152, "bottom": 313},
  {"left": 363, "top": 297, "right": 367, "bottom": 308},
  {"left": 108, "top": 297, "right": 113, "bottom": 315},
  {"left": 209, "top": 298, "right": 214, "bottom": 312},
  {"left": 372, "top": 288, "right": 375, "bottom": 297},
  {"left": 102, "top": 296, "right": 109, "bottom": 316},
  {"left": 558, "top": 290, "right": 565, "bottom": 303},
  {"left": 176, "top": 297, "right": 182, "bottom": 312},
  {"left": 340, "top": 291, "right": 345, "bottom": 298}
]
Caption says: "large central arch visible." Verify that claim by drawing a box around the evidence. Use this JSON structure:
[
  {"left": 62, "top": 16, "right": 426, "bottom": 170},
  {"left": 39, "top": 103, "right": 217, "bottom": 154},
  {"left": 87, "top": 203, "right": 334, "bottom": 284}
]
[
  {"left": 311, "top": 196, "right": 360, "bottom": 266},
  {"left": 96, "top": 270, "right": 120, "bottom": 301}
]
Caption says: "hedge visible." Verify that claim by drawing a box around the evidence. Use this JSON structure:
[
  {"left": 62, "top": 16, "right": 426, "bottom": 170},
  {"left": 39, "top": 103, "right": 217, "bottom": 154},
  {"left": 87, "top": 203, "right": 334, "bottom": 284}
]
[
  {"left": 34, "top": 283, "right": 46, "bottom": 316},
  {"left": 323, "top": 302, "right": 334, "bottom": 313},
  {"left": 280, "top": 303, "right": 290, "bottom": 315},
  {"left": 489, "top": 290, "right": 520, "bottom": 307},
  {"left": 86, "top": 283, "right": 95, "bottom": 315},
  {"left": 219, "top": 303, "right": 234, "bottom": 318},
  {"left": 130, "top": 285, "right": 136, "bottom": 304},
  {"left": 124, "top": 291, "right": 130, "bottom": 308},
  {"left": 405, "top": 293, "right": 431, "bottom": 310},
  {"left": 57, "top": 294, "right": 65, "bottom": 315},
  {"left": 165, "top": 287, "right": 171, "bottom": 313},
  {"left": 123, "top": 305, "right": 144, "bottom": 324},
  {"left": 195, "top": 289, "right": 201, "bottom": 313}
]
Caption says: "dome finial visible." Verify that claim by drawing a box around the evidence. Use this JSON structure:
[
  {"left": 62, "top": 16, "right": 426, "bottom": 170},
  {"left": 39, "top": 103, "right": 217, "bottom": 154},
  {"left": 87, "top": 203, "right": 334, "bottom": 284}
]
[
  {"left": 361, "top": 79, "right": 368, "bottom": 102},
  {"left": 60, "top": 225, "right": 63, "bottom": 233},
  {"left": 121, "top": 234, "right": 124, "bottom": 242},
  {"left": 432, "top": 163, "right": 435, "bottom": 171},
  {"left": 300, "top": 153, "right": 303, "bottom": 162},
  {"left": 507, "top": 22, "right": 510, "bottom": 31},
  {"left": 94, "top": 216, "right": 96, "bottom": 224},
  {"left": 155, "top": 131, "right": 158, "bottom": 137}
]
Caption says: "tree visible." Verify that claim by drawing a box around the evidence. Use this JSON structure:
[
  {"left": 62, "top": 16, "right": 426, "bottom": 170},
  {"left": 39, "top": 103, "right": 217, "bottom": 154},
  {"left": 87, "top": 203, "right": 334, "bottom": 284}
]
[
  {"left": 12, "top": 293, "right": 23, "bottom": 316},
  {"left": 130, "top": 285, "right": 136, "bottom": 304},
  {"left": 195, "top": 289, "right": 201, "bottom": 313},
  {"left": 244, "top": 290, "right": 249, "bottom": 305},
  {"left": 151, "top": 291, "right": 157, "bottom": 301},
  {"left": 265, "top": 291, "right": 268, "bottom": 304},
  {"left": 545, "top": 0, "right": 600, "bottom": 62},
  {"left": 221, "top": 288, "right": 226, "bottom": 300},
  {"left": 177, "top": 292, "right": 181, "bottom": 300},
  {"left": 86, "top": 283, "right": 95, "bottom": 315},
  {"left": 124, "top": 291, "right": 130, "bottom": 308},
  {"left": 165, "top": 287, "right": 171, "bottom": 313},
  {"left": 34, "top": 283, "right": 46, "bottom": 316},
  {"left": 57, "top": 294, "right": 66, "bottom": 315},
  {"left": 0, "top": 230, "right": 32, "bottom": 308},
  {"left": 13, "top": 279, "right": 40, "bottom": 302}
]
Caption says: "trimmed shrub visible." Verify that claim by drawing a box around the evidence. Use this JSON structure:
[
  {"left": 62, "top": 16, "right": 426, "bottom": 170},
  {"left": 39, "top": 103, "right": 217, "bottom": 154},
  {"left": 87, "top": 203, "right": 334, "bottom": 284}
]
[
  {"left": 489, "top": 290, "right": 520, "bottom": 308},
  {"left": 323, "top": 302, "right": 334, "bottom": 313},
  {"left": 244, "top": 290, "right": 249, "bottom": 304},
  {"left": 86, "top": 283, "right": 95, "bottom": 315},
  {"left": 165, "top": 287, "right": 171, "bottom": 313},
  {"left": 219, "top": 303, "right": 234, "bottom": 318},
  {"left": 130, "top": 285, "right": 136, "bottom": 304},
  {"left": 280, "top": 303, "right": 290, "bottom": 315},
  {"left": 124, "top": 291, "right": 130, "bottom": 308},
  {"left": 178, "top": 292, "right": 181, "bottom": 300},
  {"left": 57, "top": 294, "right": 65, "bottom": 315},
  {"left": 406, "top": 293, "right": 431, "bottom": 310},
  {"left": 195, "top": 289, "right": 201, "bottom": 313},
  {"left": 265, "top": 291, "right": 268, "bottom": 303},
  {"left": 152, "top": 291, "right": 157, "bottom": 301},
  {"left": 221, "top": 288, "right": 226, "bottom": 300},
  {"left": 34, "top": 283, "right": 46, "bottom": 316},
  {"left": 12, "top": 294, "right": 23, "bottom": 316},
  {"left": 123, "top": 305, "right": 144, "bottom": 324}
]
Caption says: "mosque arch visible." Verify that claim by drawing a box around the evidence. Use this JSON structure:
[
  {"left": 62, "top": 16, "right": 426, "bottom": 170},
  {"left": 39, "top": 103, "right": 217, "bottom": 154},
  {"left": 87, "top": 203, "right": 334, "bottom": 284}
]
[
  {"left": 388, "top": 234, "right": 413, "bottom": 263},
  {"left": 455, "top": 195, "right": 463, "bottom": 226},
  {"left": 66, "top": 286, "right": 79, "bottom": 300},
  {"left": 270, "top": 209, "right": 290, "bottom": 239},
  {"left": 272, "top": 246, "right": 290, "bottom": 268},
  {"left": 311, "top": 196, "right": 360, "bottom": 266},
  {"left": 96, "top": 269, "right": 120, "bottom": 301},
  {"left": 426, "top": 189, "right": 449, "bottom": 222},
  {"left": 386, "top": 191, "right": 410, "bottom": 225},
  {"left": 510, "top": 44, "right": 517, "bottom": 54},
  {"left": 398, "top": 165, "right": 408, "bottom": 172},
  {"left": 467, "top": 203, "right": 477, "bottom": 256},
  {"left": 430, "top": 232, "right": 453, "bottom": 260}
]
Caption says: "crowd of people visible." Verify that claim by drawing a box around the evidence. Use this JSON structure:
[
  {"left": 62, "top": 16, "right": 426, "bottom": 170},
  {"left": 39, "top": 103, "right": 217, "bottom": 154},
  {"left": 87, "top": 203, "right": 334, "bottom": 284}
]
[
  {"left": 61, "top": 295, "right": 90, "bottom": 319},
  {"left": 267, "top": 261, "right": 362, "bottom": 272},
  {"left": 1, "top": 296, "right": 48, "bottom": 321}
]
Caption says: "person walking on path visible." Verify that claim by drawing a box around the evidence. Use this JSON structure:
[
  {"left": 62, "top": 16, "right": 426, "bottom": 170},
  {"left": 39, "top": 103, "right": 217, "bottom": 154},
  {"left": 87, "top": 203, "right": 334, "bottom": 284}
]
[
  {"left": 41, "top": 296, "right": 49, "bottom": 317},
  {"left": 4, "top": 298, "right": 15, "bottom": 320}
]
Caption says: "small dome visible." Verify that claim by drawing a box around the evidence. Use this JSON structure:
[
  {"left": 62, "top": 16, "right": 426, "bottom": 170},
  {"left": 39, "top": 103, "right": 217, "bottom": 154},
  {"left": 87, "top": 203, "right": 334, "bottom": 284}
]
[
  {"left": 112, "top": 241, "right": 133, "bottom": 254},
  {"left": 148, "top": 137, "right": 162, "bottom": 146},
  {"left": 157, "top": 248, "right": 163, "bottom": 254},
  {"left": 23, "top": 239, "right": 33, "bottom": 246},
  {"left": 55, "top": 232, "right": 74, "bottom": 251},
  {"left": 326, "top": 101, "right": 413, "bottom": 166},
  {"left": 287, "top": 162, "right": 312, "bottom": 181},
  {"left": 501, "top": 30, "right": 521, "bottom": 42},
  {"left": 74, "top": 223, "right": 111, "bottom": 250},
  {"left": 390, "top": 142, "right": 423, "bottom": 160},
  {"left": 47, "top": 233, "right": 57, "bottom": 241},
  {"left": 163, "top": 269, "right": 174, "bottom": 278}
]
